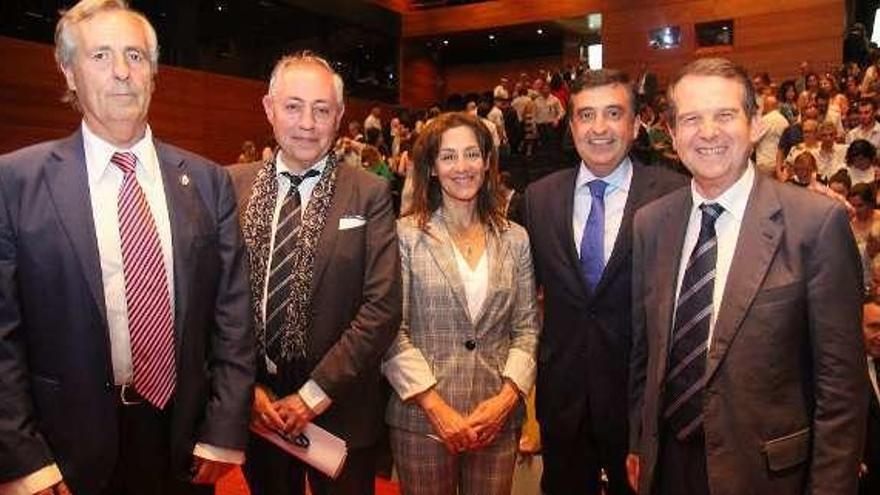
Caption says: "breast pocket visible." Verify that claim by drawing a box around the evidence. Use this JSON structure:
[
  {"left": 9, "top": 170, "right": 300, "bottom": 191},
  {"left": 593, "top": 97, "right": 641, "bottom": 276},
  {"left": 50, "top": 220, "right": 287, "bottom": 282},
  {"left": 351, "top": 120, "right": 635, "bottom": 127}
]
[{"left": 751, "top": 281, "right": 802, "bottom": 308}]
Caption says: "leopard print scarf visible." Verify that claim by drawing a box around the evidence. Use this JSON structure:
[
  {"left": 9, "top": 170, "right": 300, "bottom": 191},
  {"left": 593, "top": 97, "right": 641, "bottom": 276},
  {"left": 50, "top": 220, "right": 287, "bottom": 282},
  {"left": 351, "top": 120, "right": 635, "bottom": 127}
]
[{"left": 242, "top": 152, "right": 339, "bottom": 360}]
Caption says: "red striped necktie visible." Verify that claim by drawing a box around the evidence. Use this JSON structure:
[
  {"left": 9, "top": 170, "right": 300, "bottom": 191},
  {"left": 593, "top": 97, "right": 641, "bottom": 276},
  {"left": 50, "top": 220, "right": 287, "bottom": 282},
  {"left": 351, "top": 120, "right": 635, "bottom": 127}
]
[{"left": 112, "top": 151, "right": 176, "bottom": 409}]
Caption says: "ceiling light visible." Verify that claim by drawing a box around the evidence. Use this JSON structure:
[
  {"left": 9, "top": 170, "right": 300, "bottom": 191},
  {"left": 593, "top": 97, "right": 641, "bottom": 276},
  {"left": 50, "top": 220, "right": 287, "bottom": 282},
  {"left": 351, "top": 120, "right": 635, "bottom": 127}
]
[
  {"left": 443, "top": 39, "right": 449, "bottom": 46},
  {"left": 488, "top": 34, "right": 496, "bottom": 40}
]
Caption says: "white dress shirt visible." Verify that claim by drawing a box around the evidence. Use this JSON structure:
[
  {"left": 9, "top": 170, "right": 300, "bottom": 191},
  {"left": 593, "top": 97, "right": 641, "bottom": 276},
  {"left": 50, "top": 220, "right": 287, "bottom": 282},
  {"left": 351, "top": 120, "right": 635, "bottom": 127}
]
[
  {"left": 573, "top": 157, "right": 634, "bottom": 263},
  {"left": 83, "top": 122, "right": 174, "bottom": 387},
  {"left": 452, "top": 246, "right": 489, "bottom": 322},
  {"left": 847, "top": 121, "right": 880, "bottom": 148},
  {"left": 869, "top": 357, "right": 880, "bottom": 405},
  {"left": 1, "top": 122, "right": 240, "bottom": 495},
  {"left": 675, "top": 164, "right": 755, "bottom": 349},
  {"left": 261, "top": 152, "right": 331, "bottom": 414}
]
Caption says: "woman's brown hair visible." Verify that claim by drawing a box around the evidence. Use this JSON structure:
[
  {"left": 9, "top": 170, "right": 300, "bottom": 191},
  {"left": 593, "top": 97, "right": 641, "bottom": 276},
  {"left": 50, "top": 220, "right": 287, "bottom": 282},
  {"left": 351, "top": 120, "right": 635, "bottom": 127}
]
[{"left": 407, "top": 112, "right": 507, "bottom": 232}]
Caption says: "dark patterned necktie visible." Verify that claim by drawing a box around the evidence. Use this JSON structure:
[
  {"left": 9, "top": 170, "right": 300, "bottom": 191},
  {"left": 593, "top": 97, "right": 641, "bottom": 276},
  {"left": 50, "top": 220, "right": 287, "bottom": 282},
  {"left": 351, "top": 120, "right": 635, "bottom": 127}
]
[
  {"left": 663, "top": 202, "right": 724, "bottom": 441},
  {"left": 579, "top": 180, "right": 607, "bottom": 292},
  {"left": 265, "top": 169, "right": 320, "bottom": 363},
  {"left": 113, "top": 151, "right": 176, "bottom": 409}
]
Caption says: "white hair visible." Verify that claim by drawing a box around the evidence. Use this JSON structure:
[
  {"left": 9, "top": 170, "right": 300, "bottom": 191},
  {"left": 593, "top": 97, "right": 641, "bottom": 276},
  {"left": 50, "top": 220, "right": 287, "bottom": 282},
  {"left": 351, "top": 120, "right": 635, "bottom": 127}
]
[
  {"left": 55, "top": 0, "right": 159, "bottom": 71},
  {"left": 267, "top": 51, "right": 345, "bottom": 107}
]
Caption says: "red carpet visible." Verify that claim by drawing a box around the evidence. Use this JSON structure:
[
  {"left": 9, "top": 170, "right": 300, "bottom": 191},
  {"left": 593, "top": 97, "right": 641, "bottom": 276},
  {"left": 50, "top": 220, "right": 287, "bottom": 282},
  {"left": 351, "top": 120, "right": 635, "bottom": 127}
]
[{"left": 216, "top": 468, "right": 400, "bottom": 495}]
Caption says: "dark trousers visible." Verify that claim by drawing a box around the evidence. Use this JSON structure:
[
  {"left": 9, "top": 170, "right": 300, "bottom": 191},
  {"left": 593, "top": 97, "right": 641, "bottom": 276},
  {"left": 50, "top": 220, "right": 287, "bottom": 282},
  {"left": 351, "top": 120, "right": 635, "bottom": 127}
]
[
  {"left": 100, "top": 395, "right": 211, "bottom": 495},
  {"left": 540, "top": 412, "right": 633, "bottom": 495},
  {"left": 244, "top": 363, "right": 376, "bottom": 495},
  {"left": 656, "top": 424, "right": 710, "bottom": 495},
  {"left": 244, "top": 434, "right": 376, "bottom": 495}
]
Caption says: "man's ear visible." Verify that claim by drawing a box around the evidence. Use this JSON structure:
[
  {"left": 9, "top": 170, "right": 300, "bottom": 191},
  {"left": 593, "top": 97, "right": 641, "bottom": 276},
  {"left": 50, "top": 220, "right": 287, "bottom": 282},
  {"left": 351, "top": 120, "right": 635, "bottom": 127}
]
[
  {"left": 60, "top": 61, "right": 77, "bottom": 93},
  {"left": 262, "top": 94, "right": 274, "bottom": 123}
]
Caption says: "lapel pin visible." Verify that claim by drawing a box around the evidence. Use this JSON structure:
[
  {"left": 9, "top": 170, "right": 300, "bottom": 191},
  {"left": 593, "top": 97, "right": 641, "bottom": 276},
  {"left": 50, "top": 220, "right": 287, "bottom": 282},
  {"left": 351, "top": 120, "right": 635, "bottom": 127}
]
[{"left": 180, "top": 174, "right": 190, "bottom": 187}]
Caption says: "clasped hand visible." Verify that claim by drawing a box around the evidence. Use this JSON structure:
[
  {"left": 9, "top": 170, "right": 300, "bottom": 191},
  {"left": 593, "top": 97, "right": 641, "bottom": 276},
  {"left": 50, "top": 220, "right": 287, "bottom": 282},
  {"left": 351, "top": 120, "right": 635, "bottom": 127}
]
[
  {"left": 251, "top": 385, "right": 316, "bottom": 437},
  {"left": 417, "top": 383, "right": 518, "bottom": 454}
]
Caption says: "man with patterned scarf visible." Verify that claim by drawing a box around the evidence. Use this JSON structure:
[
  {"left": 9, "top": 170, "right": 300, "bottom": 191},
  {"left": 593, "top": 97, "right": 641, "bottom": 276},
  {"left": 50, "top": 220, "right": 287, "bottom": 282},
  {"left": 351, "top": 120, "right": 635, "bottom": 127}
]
[{"left": 228, "top": 52, "right": 401, "bottom": 495}]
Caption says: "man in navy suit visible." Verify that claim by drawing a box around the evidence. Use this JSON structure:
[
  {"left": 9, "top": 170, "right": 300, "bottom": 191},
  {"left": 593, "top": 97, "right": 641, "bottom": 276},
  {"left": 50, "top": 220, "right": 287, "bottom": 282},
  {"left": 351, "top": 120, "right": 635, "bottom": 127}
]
[
  {"left": 524, "top": 69, "right": 684, "bottom": 494},
  {"left": 0, "top": 1, "right": 254, "bottom": 494}
]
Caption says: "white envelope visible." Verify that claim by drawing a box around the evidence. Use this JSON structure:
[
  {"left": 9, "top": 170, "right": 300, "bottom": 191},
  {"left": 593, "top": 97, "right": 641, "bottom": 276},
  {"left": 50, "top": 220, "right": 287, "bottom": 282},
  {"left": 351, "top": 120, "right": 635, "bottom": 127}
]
[
  {"left": 251, "top": 422, "right": 348, "bottom": 479},
  {"left": 338, "top": 216, "right": 366, "bottom": 230}
]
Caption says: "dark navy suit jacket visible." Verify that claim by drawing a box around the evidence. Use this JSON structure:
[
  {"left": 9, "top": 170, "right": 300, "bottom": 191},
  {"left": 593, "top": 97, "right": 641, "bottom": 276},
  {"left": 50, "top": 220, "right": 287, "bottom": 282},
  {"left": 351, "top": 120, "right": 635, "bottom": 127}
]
[{"left": 0, "top": 131, "right": 255, "bottom": 493}]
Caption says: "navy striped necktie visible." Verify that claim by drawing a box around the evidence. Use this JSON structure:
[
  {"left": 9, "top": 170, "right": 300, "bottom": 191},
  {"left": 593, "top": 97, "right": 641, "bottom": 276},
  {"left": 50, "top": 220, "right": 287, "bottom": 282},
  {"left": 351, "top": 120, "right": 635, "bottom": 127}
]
[{"left": 663, "top": 202, "right": 724, "bottom": 441}]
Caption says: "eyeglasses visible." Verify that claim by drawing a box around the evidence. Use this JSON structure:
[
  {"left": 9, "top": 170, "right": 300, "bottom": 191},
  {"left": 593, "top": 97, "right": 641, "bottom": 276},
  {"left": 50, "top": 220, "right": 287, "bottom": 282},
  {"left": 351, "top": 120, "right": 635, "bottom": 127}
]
[
  {"left": 282, "top": 101, "right": 338, "bottom": 124},
  {"left": 437, "top": 148, "right": 483, "bottom": 167}
]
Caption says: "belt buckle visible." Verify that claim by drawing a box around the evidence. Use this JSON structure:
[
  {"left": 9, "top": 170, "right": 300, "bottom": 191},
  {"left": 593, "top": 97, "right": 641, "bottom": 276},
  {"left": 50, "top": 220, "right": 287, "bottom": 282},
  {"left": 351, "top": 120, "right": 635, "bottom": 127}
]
[{"left": 119, "top": 383, "right": 143, "bottom": 406}]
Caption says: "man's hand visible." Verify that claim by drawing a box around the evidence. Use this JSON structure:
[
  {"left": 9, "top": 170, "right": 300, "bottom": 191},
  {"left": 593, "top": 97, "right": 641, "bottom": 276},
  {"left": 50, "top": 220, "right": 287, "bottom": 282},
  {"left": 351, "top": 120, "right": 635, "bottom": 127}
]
[
  {"left": 466, "top": 382, "right": 518, "bottom": 449},
  {"left": 190, "top": 456, "right": 236, "bottom": 484},
  {"left": 251, "top": 384, "right": 285, "bottom": 431},
  {"left": 626, "top": 453, "right": 641, "bottom": 493},
  {"left": 273, "top": 393, "right": 316, "bottom": 436},
  {"left": 416, "top": 389, "right": 478, "bottom": 454},
  {"left": 35, "top": 481, "right": 71, "bottom": 495}
]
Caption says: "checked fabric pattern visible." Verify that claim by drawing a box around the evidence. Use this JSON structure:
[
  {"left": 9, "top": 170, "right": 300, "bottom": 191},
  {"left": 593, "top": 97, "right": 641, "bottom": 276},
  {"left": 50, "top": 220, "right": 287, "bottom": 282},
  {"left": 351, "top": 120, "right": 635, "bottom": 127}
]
[
  {"left": 663, "top": 202, "right": 724, "bottom": 441},
  {"left": 113, "top": 151, "right": 175, "bottom": 409}
]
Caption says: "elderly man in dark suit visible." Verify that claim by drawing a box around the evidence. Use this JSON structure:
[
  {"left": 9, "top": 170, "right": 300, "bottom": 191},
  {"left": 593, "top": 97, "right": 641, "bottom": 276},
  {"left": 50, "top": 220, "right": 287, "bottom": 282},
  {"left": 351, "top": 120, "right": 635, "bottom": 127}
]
[
  {"left": 628, "top": 57, "right": 867, "bottom": 495},
  {"left": 523, "top": 69, "right": 684, "bottom": 495},
  {"left": 0, "top": 1, "right": 255, "bottom": 494},
  {"left": 228, "top": 52, "right": 401, "bottom": 495}
]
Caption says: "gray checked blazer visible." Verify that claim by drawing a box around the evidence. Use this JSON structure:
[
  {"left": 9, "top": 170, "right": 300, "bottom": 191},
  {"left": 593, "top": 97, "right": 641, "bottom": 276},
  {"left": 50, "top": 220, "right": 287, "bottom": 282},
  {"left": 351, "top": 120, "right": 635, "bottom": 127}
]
[{"left": 384, "top": 212, "right": 540, "bottom": 434}]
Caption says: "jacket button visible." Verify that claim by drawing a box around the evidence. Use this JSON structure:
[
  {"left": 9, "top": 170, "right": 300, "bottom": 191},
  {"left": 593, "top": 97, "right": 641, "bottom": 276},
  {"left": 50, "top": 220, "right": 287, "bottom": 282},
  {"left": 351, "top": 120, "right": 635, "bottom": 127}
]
[
  {"left": 104, "top": 381, "right": 112, "bottom": 391},
  {"left": 464, "top": 339, "right": 476, "bottom": 350}
]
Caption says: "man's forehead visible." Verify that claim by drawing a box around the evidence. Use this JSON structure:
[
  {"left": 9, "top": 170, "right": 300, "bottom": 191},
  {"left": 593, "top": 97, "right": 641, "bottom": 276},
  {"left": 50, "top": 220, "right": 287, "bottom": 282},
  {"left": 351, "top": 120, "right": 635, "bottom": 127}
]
[
  {"left": 274, "top": 65, "right": 335, "bottom": 98},
  {"left": 673, "top": 75, "right": 745, "bottom": 110},
  {"left": 76, "top": 9, "right": 147, "bottom": 44},
  {"left": 573, "top": 84, "right": 629, "bottom": 103}
]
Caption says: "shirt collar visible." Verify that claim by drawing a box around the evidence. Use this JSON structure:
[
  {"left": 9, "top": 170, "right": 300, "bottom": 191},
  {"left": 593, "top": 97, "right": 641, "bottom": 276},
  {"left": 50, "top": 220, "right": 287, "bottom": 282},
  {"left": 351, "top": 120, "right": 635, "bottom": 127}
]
[
  {"left": 575, "top": 156, "right": 633, "bottom": 195},
  {"left": 82, "top": 120, "right": 157, "bottom": 184},
  {"left": 689, "top": 163, "right": 754, "bottom": 222},
  {"left": 275, "top": 151, "right": 328, "bottom": 179}
]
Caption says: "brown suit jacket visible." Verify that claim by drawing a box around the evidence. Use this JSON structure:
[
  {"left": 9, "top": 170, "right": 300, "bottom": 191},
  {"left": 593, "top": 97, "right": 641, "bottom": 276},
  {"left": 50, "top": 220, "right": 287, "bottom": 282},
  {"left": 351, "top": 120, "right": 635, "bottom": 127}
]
[
  {"left": 630, "top": 173, "right": 868, "bottom": 494},
  {"left": 229, "top": 159, "right": 401, "bottom": 448}
]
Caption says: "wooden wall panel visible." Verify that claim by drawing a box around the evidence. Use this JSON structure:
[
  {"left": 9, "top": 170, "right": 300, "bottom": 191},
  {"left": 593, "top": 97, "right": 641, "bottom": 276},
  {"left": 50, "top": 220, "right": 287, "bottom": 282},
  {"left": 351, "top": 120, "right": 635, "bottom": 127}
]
[
  {"left": 604, "top": 0, "right": 843, "bottom": 88},
  {"left": 403, "top": 0, "right": 605, "bottom": 37},
  {"left": 402, "top": 0, "right": 844, "bottom": 103},
  {"left": 400, "top": 44, "right": 442, "bottom": 109},
  {"left": 442, "top": 55, "right": 563, "bottom": 97},
  {"left": 368, "top": 0, "right": 409, "bottom": 14},
  {"left": 403, "top": 0, "right": 842, "bottom": 37},
  {"left": 0, "top": 36, "right": 393, "bottom": 165}
]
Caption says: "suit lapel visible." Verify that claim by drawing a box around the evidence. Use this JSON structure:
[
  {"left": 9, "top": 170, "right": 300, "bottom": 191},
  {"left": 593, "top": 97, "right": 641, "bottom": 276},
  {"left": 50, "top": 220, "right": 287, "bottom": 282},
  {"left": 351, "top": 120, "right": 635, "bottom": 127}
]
[
  {"left": 424, "top": 212, "right": 471, "bottom": 320},
  {"left": 155, "top": 141, "right": 196, "bottom": 355},
  {"left": 472, "top": 228, "right": 508, "bottom": 328},
  {"left": 557, "top": 168, "right": 592, "bottom": 298},
  {"left": 705, "top": 175, "right": 782, "bottom": 383},
  {"left": 45, "top": 131, "right": 107, "bottom": 322},
  {"left": 655, "top": 190, "right": 692, "bottom": 382},
  {"left": 595, "top": 162, "right": 652, "bottom": 295},
  {"left": 310, "top": 164, "right": 346, "bottom": 297}
]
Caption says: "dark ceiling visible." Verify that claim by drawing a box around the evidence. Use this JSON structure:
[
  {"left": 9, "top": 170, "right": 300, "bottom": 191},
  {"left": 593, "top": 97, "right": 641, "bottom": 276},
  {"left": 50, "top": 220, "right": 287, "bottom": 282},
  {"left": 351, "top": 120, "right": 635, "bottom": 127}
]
[
  {"left": 0, "top": 0, "right": 402, "bottom": 102},
  {"left": 0, "top": 1, "right": 600, "bottom": 99}
]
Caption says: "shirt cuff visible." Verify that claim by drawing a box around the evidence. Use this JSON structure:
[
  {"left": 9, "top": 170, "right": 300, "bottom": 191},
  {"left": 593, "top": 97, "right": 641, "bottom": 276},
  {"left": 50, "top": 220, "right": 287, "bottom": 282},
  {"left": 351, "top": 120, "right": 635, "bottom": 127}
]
[
  {"left": 0, "top": 463, "right": 62, "bottom": 495},
  {"left": 502, "top": 348, "right": 537, "bottom": 395},
  {"left": 299, "top": 379, "right": 332, "bottom": 415},
  {"left": 193, "top": 443, "right": 245, "bottom": 465},
  {"left": 381, "top": 348, "right": 438, "bottom": 401}
]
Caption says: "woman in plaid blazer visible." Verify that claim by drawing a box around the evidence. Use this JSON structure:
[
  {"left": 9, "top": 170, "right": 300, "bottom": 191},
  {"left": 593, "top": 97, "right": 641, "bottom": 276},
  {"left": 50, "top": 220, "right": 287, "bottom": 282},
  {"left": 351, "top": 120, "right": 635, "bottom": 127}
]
[{"left": 382, "top": 112, "right": 540, "bottom": 494}]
